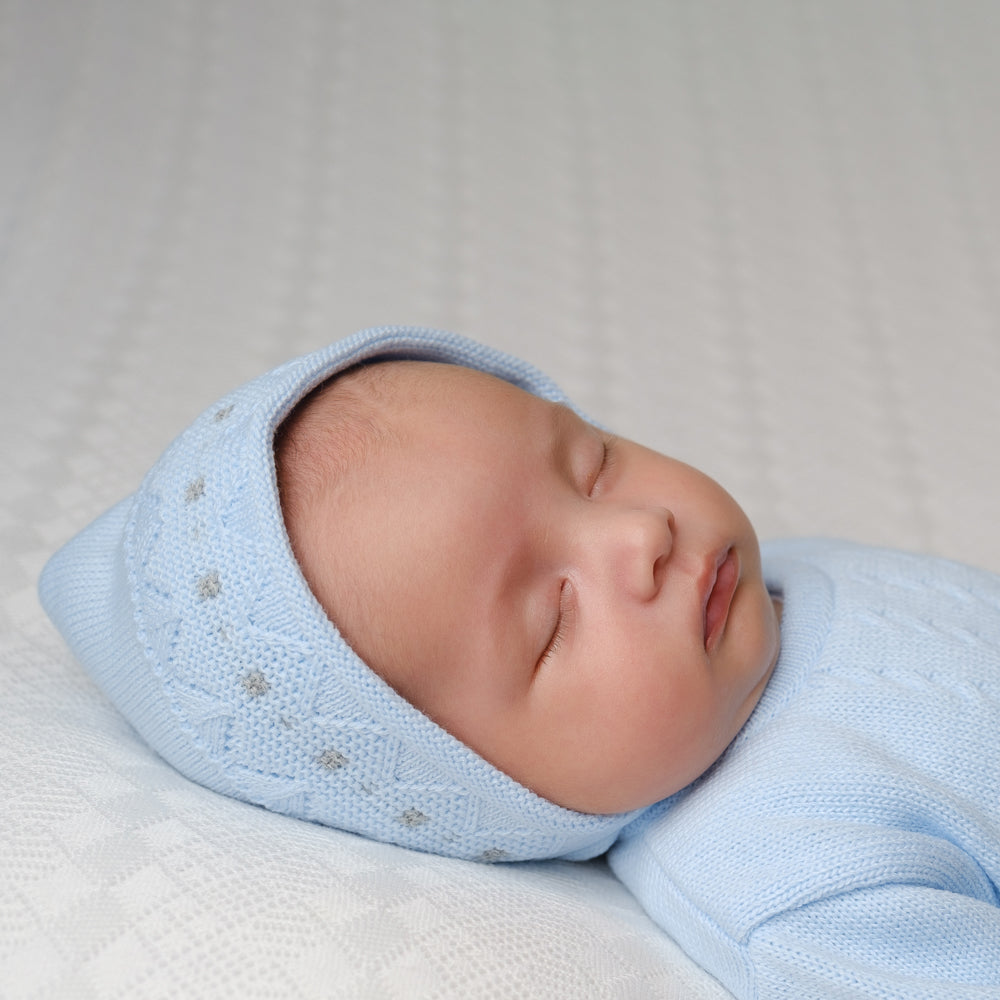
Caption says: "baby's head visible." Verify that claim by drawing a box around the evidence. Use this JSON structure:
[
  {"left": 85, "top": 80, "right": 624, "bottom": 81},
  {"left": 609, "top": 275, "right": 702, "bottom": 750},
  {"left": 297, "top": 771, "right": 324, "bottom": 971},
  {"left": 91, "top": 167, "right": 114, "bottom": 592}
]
[
  {"left": 39, "top": 328, "right": 780, "bottom": 861},
  {"left": 277, "top": 359, "right": 780, "bottom": 815}
]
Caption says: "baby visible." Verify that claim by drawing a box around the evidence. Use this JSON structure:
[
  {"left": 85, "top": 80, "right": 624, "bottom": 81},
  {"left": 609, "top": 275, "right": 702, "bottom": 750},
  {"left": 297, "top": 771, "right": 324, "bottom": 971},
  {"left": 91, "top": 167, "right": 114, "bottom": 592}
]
[{"left": 40, "top": 327, "right": 1000, "bottom": 998}]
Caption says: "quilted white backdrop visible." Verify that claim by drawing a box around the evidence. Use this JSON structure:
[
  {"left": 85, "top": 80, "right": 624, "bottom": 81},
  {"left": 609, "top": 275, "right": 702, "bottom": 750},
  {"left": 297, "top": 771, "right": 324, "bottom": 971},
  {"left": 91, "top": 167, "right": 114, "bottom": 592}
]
[{"left": 3, "top": 1, "right": 999, "bottom": 997}]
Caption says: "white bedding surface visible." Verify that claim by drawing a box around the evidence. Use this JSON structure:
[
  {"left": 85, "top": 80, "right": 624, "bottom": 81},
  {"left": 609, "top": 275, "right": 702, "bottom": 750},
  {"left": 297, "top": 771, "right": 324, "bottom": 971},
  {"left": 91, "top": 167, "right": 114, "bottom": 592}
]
[{"left": 3, "top": 2, "right": 999, "bottom": 996}]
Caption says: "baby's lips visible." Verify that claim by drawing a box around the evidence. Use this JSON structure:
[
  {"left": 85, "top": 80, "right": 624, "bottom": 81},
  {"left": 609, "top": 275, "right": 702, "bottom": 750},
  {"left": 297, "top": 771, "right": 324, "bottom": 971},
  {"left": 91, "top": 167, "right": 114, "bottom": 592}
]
[{"left": 704, "top": 547, "right": 739, "bottom": 651}]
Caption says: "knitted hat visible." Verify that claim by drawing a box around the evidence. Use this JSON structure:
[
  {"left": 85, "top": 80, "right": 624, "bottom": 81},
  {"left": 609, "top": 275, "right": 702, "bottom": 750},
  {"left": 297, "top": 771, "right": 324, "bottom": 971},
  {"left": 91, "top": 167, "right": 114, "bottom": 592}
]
[{"left": 38, "top": 327, "right": 641, "bottom": 861}]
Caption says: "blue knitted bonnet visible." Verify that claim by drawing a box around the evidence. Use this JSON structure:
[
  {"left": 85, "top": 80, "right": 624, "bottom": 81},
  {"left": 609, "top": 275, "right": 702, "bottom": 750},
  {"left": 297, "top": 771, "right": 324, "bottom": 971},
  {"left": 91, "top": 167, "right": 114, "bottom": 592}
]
[{"left": 38, "top": 327, "right": 640, "bottom": 861}]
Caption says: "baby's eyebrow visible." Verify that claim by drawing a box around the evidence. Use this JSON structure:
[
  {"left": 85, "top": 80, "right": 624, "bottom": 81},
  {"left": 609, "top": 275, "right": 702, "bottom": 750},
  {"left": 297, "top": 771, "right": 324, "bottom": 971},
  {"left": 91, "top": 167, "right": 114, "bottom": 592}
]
[
  {"left": 546, "top": 403, "right": 603, "bottom": 483},
  {"left": 547, "top": 404, "right": 580, "bottom": 461}
]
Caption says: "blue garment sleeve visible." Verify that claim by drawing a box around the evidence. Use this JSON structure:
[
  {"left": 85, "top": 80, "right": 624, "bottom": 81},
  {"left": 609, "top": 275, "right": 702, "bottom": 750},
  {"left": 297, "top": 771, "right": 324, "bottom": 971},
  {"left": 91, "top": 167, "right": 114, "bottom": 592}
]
[{"left": 747, "top": 885, "right": 1000, "bottom": 999}]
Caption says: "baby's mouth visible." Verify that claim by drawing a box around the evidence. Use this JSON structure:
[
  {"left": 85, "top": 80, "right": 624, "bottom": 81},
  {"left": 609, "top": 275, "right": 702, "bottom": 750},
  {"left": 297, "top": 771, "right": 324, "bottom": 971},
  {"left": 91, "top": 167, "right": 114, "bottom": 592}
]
[{"left": 703, "top": 547, "right": 739, "bottom": 651}]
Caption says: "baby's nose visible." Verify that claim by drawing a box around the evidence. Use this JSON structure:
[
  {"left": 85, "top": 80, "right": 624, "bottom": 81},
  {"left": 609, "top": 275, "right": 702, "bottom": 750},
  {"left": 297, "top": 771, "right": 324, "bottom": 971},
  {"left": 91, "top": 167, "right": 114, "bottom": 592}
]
[{"left": 605, "top": 504, "right": 674, "bottom": 599}]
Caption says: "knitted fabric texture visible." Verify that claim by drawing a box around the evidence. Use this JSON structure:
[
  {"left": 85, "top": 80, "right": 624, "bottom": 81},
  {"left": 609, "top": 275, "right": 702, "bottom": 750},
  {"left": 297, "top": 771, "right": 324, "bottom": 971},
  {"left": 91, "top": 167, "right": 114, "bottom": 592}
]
[
  {"left": 610, "top": 539, "right": 1000, "bottom": 996},
  {"left": 39, "top": 327, "right": 640, "bottom": 861}
]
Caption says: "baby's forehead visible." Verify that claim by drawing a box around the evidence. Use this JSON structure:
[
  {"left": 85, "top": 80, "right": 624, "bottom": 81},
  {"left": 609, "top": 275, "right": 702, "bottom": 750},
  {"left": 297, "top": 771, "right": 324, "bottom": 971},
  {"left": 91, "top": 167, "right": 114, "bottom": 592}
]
[{"left": 277, "top": 359, "right": 549, "bottom": 497}]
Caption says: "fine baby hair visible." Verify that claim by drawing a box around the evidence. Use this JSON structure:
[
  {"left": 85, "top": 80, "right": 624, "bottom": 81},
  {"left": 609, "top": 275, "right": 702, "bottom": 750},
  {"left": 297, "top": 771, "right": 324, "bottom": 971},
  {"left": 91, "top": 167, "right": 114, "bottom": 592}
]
[{"left": 38, "top": 327, "right": 643, "bottom": 861}]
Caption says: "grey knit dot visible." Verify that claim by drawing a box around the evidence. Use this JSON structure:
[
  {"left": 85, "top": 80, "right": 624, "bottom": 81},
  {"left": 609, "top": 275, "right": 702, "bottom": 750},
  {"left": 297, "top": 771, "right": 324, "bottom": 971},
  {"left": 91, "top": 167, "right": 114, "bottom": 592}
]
[
  {"left": 197, "top": 571, "right": 221, "bottom": 599},
  {"left": 184, "top": 476, "right": 206, "bottom": 503},
  {"left": 479, "top": 848, "right": 508, "bottom": 863},
  {"left": 214, "top": 404, "right": 234, "bottom": 422},
  {"left": 399, "top": 808, "right": 430, "bottom": 828},
  {"left": 316, "top": 748, "right": 349, "bottom": 771},
  {"left": 241, "top": 671, "right": 270, "bottom": 698}
]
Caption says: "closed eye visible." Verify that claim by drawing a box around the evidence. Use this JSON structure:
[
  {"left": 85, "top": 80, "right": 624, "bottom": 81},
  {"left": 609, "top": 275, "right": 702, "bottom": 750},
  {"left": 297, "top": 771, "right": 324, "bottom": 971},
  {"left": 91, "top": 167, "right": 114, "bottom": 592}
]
[
  {"left": 537, "top": 579, "right": 575, "bottom": 669},
  {"left": 589, "top": 435, "right": 617, "bottom": 497}
]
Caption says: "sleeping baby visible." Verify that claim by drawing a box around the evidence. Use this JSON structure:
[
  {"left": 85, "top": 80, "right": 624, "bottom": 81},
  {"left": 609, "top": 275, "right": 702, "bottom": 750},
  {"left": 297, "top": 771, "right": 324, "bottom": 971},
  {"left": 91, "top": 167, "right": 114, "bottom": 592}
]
[{"left": 40, "top": 327, "right": 1000, "bottom": 998}]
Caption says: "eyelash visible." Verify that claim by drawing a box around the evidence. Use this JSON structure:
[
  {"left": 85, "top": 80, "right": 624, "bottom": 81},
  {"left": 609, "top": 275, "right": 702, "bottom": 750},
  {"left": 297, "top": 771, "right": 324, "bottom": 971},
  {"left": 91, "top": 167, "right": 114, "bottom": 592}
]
[{"left": 540, "top": 580, "right": 574, "bottom": 666}]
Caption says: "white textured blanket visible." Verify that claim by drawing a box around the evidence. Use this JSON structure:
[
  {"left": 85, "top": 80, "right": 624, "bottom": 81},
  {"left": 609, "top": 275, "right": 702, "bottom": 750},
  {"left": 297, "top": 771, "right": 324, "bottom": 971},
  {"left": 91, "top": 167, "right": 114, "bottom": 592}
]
[{"left": 3, "top": 2, "right": 999, "bottom": 997}]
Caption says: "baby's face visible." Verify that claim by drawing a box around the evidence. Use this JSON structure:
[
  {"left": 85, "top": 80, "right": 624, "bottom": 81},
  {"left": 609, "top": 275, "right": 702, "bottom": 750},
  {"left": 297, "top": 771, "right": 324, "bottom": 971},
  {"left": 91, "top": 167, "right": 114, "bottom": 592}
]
[{"left": 285, "top": 362, "right": 781, "bottom": 814}]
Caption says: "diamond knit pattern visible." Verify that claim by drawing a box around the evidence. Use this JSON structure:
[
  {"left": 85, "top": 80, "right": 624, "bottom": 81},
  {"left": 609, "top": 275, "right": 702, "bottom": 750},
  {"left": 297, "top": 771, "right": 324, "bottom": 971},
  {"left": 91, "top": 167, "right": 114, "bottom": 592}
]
[{"left": 41, "top": 328, "right": 641, "bottom": 863}]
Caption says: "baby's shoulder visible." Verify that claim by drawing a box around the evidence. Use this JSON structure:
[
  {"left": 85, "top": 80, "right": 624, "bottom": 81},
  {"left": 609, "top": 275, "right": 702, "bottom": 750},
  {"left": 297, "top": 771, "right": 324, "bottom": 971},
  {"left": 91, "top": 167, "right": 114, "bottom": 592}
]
[{"left": 762, "top": 536, "right": 1000, "bottom": 597}]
